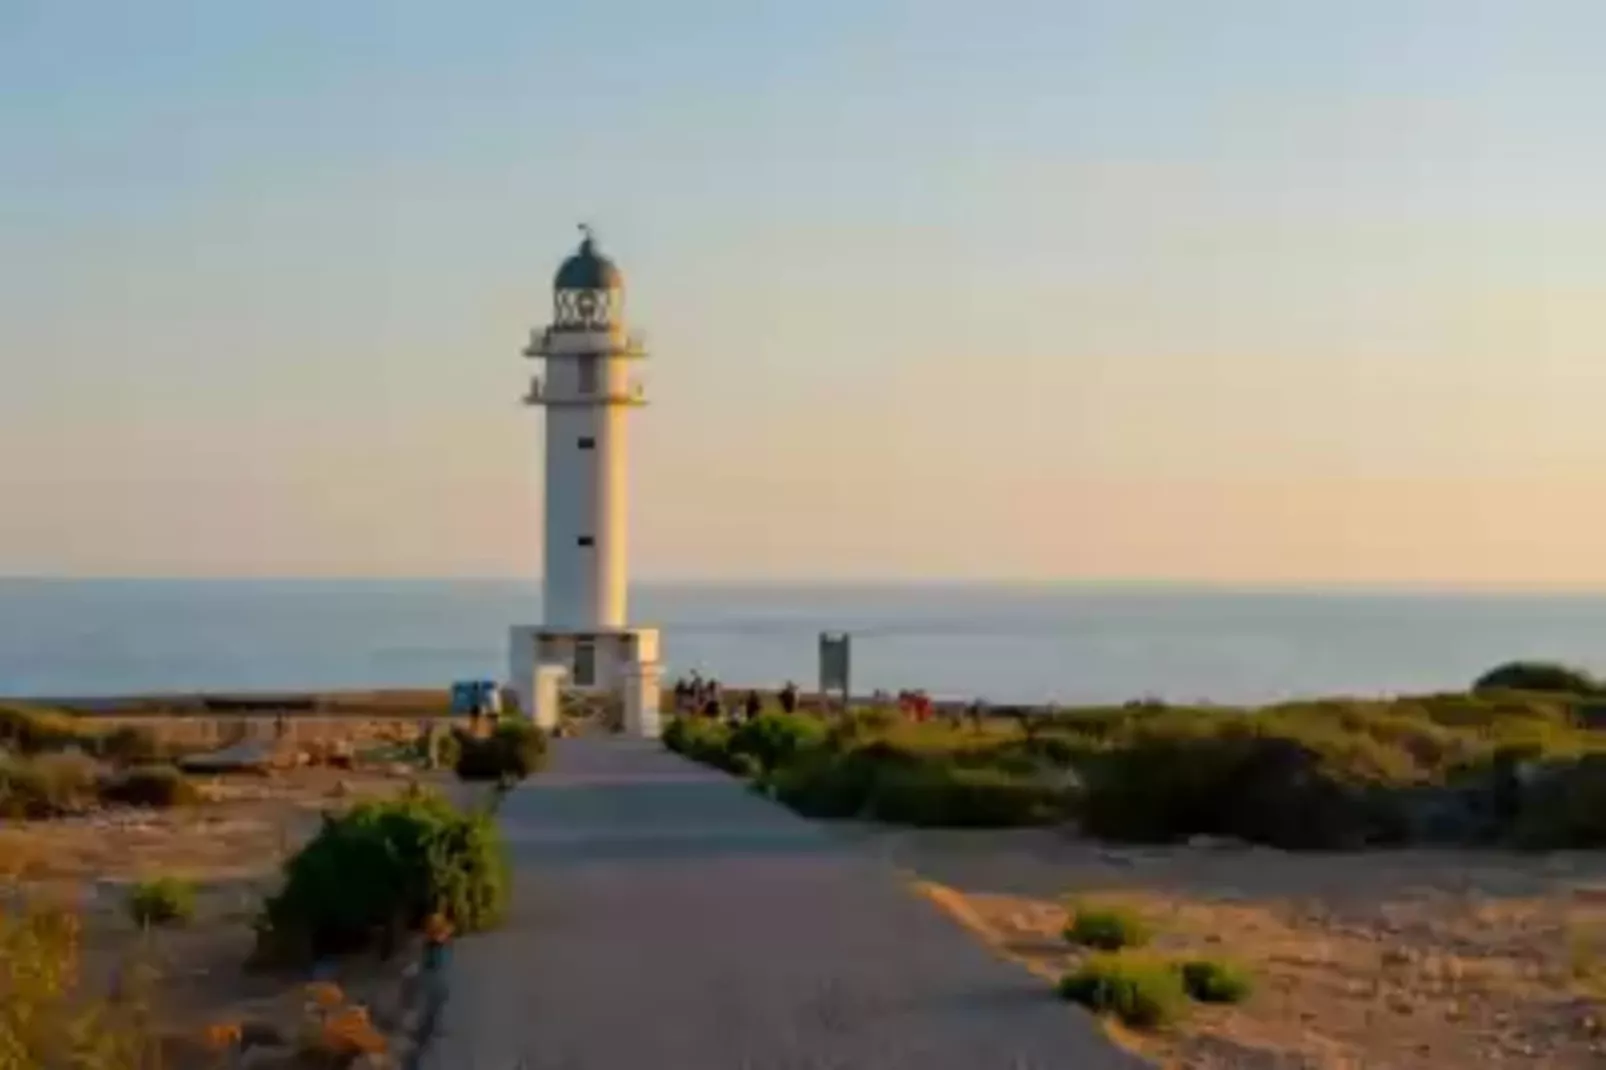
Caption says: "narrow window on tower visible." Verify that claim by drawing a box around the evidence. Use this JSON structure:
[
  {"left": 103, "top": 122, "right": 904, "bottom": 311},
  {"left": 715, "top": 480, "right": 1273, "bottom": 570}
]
[
  {"left": 577, "top": 436, "right": 595, "bottom": 450},
  {"left": 577, "top": 535, "right": 594, "bottom": 547},
  {"left": 577, "top": 357, "right": 598, "bottom": 394}
]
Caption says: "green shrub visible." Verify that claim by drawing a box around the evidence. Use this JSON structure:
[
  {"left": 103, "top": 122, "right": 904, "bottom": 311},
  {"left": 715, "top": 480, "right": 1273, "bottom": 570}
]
[
  {"left": 454, "top": 719, "right": 547, "bottom": 782},
  {"left": 727, "top": 713, "right": 827, "bottom": 773},
  {"left": 867, "top": 762, "right": 1070, "bottom": 827},
  {"left": 490, "top": 718, "right": 546, "bottom": 778},
  {"left": 1179, "top": 958, "right": 1253, "bottom": 1004},
  {"left": 1055, "top": 953, "right": 1187, "bottom": 1030},
  {"left": 1509, "top": 752, "right": 1606, "bottom": 849},
  {"left": 727, "top": 752, "right": 763, "bottom": 780},
  {"left": 768, "top": 743, "right": 890, "bottom": 818},
  {"left": 1064, "top": 902, "right": 1153, "bottom": 951},
  {"left": 99, "top": 765, "right": 199, "bottom": 808},
  {"left": 0, "top": 751, "right": 100, "bottom": 818},
  {"left": 255, "top": 789, "right": 509, "bottom": 964},
  {"left": 1076, "top": 715, "right": 1414, "bottom": 849},
  {"left": 1031, "top": 732, "right": 1097, "bottom": 767},
  {"left": 661, "top": 715, "right": 692, "bottom": 754},
  {"left": 664, "top": 717, "right": 738, "bottom": 771},
  {"left": 823, "top": 707, "right": 899, "bottom": 749},
  {"left": 0, "top": 704, "right": 91, "bottom": 755},
  {"left": 1473, "top": 661, "right": 1598, "bottom": 695},
  {"left": 99, "top": 725, "right": 166, "bottom": 765},
  {"left": 127, "top": 877, "right": 196, "bottom": 928}
]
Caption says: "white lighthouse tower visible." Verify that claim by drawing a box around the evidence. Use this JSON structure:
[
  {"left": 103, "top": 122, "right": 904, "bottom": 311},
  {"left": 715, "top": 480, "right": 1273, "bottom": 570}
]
[{"left": 508, "top": 226, "right": 662, "bottom": 737}]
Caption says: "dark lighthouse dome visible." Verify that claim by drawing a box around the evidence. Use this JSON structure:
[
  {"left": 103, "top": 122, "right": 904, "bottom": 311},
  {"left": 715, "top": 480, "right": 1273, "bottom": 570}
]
[{"left": 554, "top": 225, "right": 622, "bottom": 290}]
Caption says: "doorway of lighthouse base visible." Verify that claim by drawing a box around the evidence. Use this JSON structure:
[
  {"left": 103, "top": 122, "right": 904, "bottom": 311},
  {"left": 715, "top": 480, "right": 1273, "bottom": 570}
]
[{"left": 534, "top": 632, "right": 629, "bottom": 736}]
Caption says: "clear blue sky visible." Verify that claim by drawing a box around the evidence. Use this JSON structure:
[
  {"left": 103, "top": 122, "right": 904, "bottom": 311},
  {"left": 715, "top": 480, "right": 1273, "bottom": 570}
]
[{"left": 3, "top": 1, "right": 1605, "bottom": 583}]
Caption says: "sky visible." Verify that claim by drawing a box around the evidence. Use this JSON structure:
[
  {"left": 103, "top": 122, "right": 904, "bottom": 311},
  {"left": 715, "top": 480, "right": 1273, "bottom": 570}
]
[{"left": 3, "top": 0, "right": 1606, "bottom": 585}]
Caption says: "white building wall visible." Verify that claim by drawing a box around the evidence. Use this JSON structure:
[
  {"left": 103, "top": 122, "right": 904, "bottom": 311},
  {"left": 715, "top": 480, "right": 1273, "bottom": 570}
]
[
  {"left": 541, "top": 396, "right": 590, "bottom": 629},
  {"left": 595, "top": 398, "right": 629, "bottom": 628},
  {"left": 539, "top": 351, "right": 632, "bottom": 631}
]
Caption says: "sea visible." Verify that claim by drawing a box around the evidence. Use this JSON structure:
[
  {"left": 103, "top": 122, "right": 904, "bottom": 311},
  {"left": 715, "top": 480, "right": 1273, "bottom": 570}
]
[{"left": 4, "top": 579, "right": 1606, "bottom": 706}]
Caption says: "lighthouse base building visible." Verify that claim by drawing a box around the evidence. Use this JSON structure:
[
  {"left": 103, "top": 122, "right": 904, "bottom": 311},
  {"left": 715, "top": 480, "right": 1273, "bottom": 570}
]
[
  {"left": 508, "top": 229, "right": 663, "bottom": 738},
  {"left": 508, "top": 626, "right": 661, "bottom": 737}
]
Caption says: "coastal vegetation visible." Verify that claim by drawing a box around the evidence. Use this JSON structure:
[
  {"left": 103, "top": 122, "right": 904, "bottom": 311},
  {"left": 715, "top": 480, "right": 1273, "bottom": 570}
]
[
  {"left": 1064, "top": 900, "right": 1152, "bottom": 951},
  {"left": 1178, "top": 957, "right": 1254, "bottom": 1005},
  {"left": 1049, "top": 899, "right": 1252, "bottom": 1031},
  {"left": 127, "top": 875, "right": 198, "bottom": 928},
  {"left": 452, "top": 716, "right": 548, "bottom": 782},
  {"left": 1051, "top": 950, "right": 1254, "bottom": 1030},
  {"left": 1473, "top": 660, "right": 1602, "bottom": 695},
  {"left": 254, "top": 787, "right": 510, "bottom": 965},
  {"left": 0, "top": 698, "right": 505, "bottom": 1066},
  {"left": 1056, "top": 952, "right": 1188, "bottom": 1030},
  {"left": 665, "top": 663, "right": 1606, "bottom": 848}
]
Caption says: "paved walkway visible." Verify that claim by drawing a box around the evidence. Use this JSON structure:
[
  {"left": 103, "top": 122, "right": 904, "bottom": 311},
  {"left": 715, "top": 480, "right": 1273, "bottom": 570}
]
[{"left": 422, "top": 739, "right": 1145, "bottom": 1069}]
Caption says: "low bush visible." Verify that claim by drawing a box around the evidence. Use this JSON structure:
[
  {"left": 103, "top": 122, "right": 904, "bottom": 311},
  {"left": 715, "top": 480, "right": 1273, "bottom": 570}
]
[
  {"left": 1179, "top": 957, "right": 1253, "bottom": 1004},
  {"left": 727, "top": 751, "right": 763, "bottom": 780},
  {"left": 1508, "top": 752, "right": 1606, "bottom": 849},
  {"left": 727, "top": 712, "right": 827, "bottom": 773},
  {"left": 768, "top": 742, "right": 894, "bottom": 819},
  {"left": 663, "top": 716, "right": 738, "bottom": 771},
  {"left": 674, "top": 685, "right": 1606, "bottom": 844},
  {"left": 1473, "top": 660, "right": 1598, "bottom": 696},
  {"left": 454, "top": 719, "right": 548, "bottom": 782},
  {"left": 254, "top": 789, "right": 510, "bottom": 965},
  {"left": 1056, "top": 952, "right": 1187, "bottom": 1030},
  {"left": 661, "top": 714, "right": 692, "bottom": 753},
  {"left": 492, "top": 717, "right": 547, "bottom": 778},
  {"left": 1075, "top": 713, "right": 1416, "bottom": 849},
  {"left": 822, "top": 707, "right": 900, "bottom": 750},
  {"left": 0, "top": 703, "right": 92, "bottom": 754},
  {"left": 0, "top": 751, "right": 100, "bottom": 818},
  {"left": 127, "top": 877, "right": 197, "bottom": 928},
  {"left": 98, "top": 725, "right": 166, "bottom": 765},
  {"left": 1064, "top": 902, "right": 1152, "bottom": 951},
  {"left": 866, "top": 762, "right": 1070, "bottom": 827},
  {"left": 99, "top": 764, "right": 199, "bottom": 808}
]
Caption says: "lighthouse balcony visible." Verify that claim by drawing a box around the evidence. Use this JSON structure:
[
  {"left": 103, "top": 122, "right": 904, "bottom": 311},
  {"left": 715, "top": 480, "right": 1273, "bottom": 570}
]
[
  {"left": 524, "top": 327, "right": 648, "bottom": 359},
  {"left": 522, "top": 377, "right": 648, "bottom": 407}
]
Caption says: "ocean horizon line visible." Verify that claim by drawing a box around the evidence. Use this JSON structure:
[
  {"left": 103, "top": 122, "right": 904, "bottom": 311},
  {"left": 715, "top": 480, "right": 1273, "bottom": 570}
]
[{"left": 8, "top": 575, "right": 1606, "bottom": 598}]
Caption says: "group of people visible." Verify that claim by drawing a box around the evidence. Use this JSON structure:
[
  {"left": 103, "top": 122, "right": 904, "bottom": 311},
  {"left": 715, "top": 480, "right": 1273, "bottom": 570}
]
[
  {"left": 671, "top": 672, "right": 801, "bottom": 723},
  {"left": 668, "top": 673, "right": 992, "bottom": 729}
]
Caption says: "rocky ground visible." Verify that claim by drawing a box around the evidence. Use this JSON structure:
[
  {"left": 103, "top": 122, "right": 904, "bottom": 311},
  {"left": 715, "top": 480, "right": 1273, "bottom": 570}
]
[
  {"left": 846, "top": 826, "right": 1606, "bottom": 1069},
  {"left": 1, "top": 725, "right": 476, "bottom": 1068}
]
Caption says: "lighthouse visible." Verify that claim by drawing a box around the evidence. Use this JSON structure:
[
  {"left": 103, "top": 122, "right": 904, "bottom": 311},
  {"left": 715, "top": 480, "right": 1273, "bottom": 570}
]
[{"left": 508, "top": 227, "right": 662, "bottom": 737}]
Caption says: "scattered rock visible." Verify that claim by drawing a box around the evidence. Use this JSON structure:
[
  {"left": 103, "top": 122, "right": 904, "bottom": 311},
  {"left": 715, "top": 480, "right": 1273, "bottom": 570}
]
[{"left": 1386, "top": 991, "right": 1417, "bottom": 1016}]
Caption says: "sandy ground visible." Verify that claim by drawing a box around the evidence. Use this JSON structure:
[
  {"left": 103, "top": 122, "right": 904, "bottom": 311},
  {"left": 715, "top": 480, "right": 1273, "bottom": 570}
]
[
  {"left": 840, "top": 826, "right": 1606, "bottom": 1069},
  {"left": 1, "top": 724, "right": 480, "bottom": 1065}
]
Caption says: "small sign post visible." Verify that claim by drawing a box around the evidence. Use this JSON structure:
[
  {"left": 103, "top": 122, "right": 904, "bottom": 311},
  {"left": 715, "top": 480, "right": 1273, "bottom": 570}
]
[{"left": 818, "top": 631, "right": 851, "bottom": 715}]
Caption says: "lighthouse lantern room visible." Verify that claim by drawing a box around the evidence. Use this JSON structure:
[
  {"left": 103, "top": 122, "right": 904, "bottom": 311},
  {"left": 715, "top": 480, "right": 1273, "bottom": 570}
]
[{"left": 508, "top": 227, "right": 662, "bottom": 737}]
